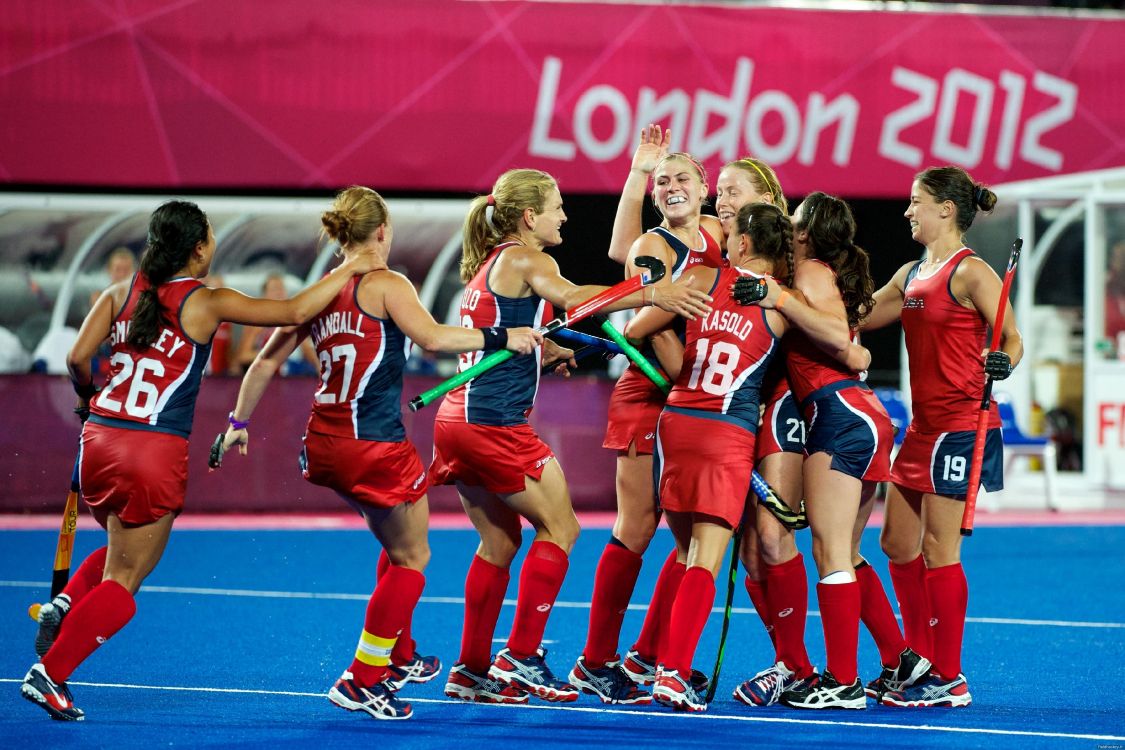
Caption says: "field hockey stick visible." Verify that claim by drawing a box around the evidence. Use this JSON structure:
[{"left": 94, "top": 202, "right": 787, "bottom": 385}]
[
  {"left": 604, "top": 318, "right": 806, "bottom": 530},
  {"left": 28, "top": 453, "right": 81, "bottom": 621},
  {"left": 705, "top": 529, "right": 742, "bottom": 704},
  {"left": 408, "top": 256, "right": 667, "bottom": 411},
  {"left": 962, "top": 238, "right": 1022, "bottom": 536},
  {"left": 548, "top": 327, "right": 625, "bottom": 355}
]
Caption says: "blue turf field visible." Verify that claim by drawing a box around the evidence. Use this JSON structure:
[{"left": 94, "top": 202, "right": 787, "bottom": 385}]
[{"left": 2, "top": 522, "right": 1123, "bottom": 748}]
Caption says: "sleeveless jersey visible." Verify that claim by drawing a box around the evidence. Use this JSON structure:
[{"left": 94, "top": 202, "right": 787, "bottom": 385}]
[
  {"left": 665, "top": 267, "right": 778, "bottom": 432},
  {"left": 305, "top": 275, "right": 411, "bottom": 442},
  {"left": 436, "top": 243, "right": 551, "bottom": 426},
  {"left": 902, "top": 247, "right": 1000, "bottom": 432},
  {"left": 89, "top": 274, "right": 211, "bottom": 438},
  {"left": 784, "top": 259, "right": 860, "bottom": 404}
]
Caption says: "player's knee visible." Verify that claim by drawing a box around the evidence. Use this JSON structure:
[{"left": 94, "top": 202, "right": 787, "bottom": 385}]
[
  {"left": 757, "top": 527, "right": 795, "bottom": 566},
  {"left": 613, "top": 516, "right": 656, "bottom": 554},
  {"left": 880, "top": 525, "right": 919, "bottom": 563}
]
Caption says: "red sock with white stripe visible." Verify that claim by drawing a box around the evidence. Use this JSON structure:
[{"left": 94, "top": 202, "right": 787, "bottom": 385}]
[
  {"left": 889, "top": 554, "right": 932, "bottom": 658},
  {"left": 631, "top": 549, "right": 685, "bottom": 659},
  {"left": 855, "top": 560, "right": 907, "bottom": 666},
  {"left": 765, "top": 553, "right": 813, "bottom": 677},
  {"left": 926, "top": 562, "right": 968, "bottom": 680},
  {"left": 375, "top": 550, "right": 418, "bottom": 666},
  {"left": 507, "top": 541, "right": 569, "bottom": 660},
  {"left": 660, "top": 566, "right": 715, "bottom": 677},
  {"left": 743, "top": 575, "right": 777, "bottom": 659},
  {"left": 349, "top": 565, "right": 426, "bottom": 687},
  {"left": 59, "top": 546, "right": 108, "bottom": 607},
  {"left": 459, "top": 555, "right": 510, "bottom": 673},
  {"left": 582, "top": 540, "right": 643, "bottom": 668},
  {"left": 41, "top": 579, "right": 135, "bottom": 682},
  {"left": 816, "top": 579, "right": 861, "bottom": 685}
]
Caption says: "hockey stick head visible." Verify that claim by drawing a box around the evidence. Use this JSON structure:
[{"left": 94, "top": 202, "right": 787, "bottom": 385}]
[{"left": 634, "top": 255, "right": 666, "bottom": 285}]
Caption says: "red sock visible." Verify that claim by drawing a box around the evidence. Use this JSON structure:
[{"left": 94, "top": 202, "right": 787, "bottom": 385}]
[
  {"left": 889, "top": 554, "right": 932, "bottom": 658},
  {"left": 765, "top": 553, "right": 813, "bottom": 676},
  {"left": 41, "top": 579, "right": 135, "bottom": 682},
  {"left": 926, "top": 562, "right": 968, "bottom": 680},
  {"left": 375, "top": 551, "right": 418, "bottom": 665},
  {"left": 60, "top": 546, "right": 107, "bottom": 606},
  {"left": 507, "top": 541, "right": 569, "bottom": 659},
  {"left": 631, "top": 549, "right": 685, "bottom": 659},
  {"left": 582, "top": 541, "right": 643, "bottom": 668},
  {"left": 743, "top": 575, "right": 777, "bottom": 658},
  {"left": 348, "top": 565, "right": 426, "bottom": 687},
  {"left": 459, "top": 555, "right": 510, "bottom": 673},
  {"left": 855, "top": 561, "right": 907, "bottom": 666},
  {"left": 816, "top": 580, "right": 860, "bottom": 685},
  {"left": 660, "top": 566, "right": 715, "bottom": 676}
]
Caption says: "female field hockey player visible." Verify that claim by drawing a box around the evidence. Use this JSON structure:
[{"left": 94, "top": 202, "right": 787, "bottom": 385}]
[
  {"left": 621, "top": 201, "right": 793, "bottom": 711},
  {"left": 865, "top": 167, "right": 1022, "bottom": 708},
  {"left": 216, "top": 186, "right": 543, "bottom": 720},
  {"left": 22, "top": 199, "right": 383, "bottom": 721},
  {"left": 431, "top": 168, "right": 712, "bottom": 705}
]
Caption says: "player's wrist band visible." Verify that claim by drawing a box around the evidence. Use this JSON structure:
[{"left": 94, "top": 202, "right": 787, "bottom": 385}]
[
  {"left": 71, "top": 379, "right": 98, "bottom": 400},
  {"left": 228, "top": 412, "right": 250, "bottom": 430},
  {"left": 480, "top": 326, "right": 508, "bottom": 352}
]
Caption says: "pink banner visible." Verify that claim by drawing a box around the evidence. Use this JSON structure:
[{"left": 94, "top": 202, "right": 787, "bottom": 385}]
[{"left": 2, "top": 1, "right": 1123, "bottom": 196}]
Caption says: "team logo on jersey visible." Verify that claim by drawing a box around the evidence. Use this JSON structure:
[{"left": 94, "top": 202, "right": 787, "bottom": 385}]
[
  {"left": 903, "top": 297, "right": 925, "bottom": 310},
  {"left": 534, "top": 455, "right": 554, "bottom": 470},
  {"left": 412, "top": 471, "right": 427, "bottom": 490}
]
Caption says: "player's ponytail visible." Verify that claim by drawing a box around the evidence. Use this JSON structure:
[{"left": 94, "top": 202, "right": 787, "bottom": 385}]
[
  {"left": 128, "top": 201, "right": 208, "bottom": 349},
  {"left": 734, "top": 203, "right": 792, "bottom": 279},
  {"left": 796, "top": 192, "right": 874, "bottom": 329},
  {"left": 461, "top": 169, "right": 557, "bottom": 282},
  {"left": 916, "top": 166, "right": 997, "bottom": 233}
]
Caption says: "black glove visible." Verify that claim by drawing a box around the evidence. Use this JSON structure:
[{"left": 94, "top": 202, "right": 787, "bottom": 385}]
[
  {"left": 731, "top": 277, "right": 767, "bottom": 305},
  {"left": 74, "top": 405, "right": 91, "bottom": 423},
  {"left": 984, "top": 351, "right": 1012, "bottom": 380}
]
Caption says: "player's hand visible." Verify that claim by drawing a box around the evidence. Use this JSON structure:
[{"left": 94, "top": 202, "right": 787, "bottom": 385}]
[
  {"left": 983, "top": 350, "right": 1012, "bottom": 380},
  {"left": 505, "top": 327, "right": 543, "bottom": 355},
  {"left": 630, "top": 124, "right": 672, "bottom": 175},
  {"left": 651, "top": 278, "right": 712, "bottom": 320},
  {"left": 541, "top": 339, "right": 576, "bottom": 377}
]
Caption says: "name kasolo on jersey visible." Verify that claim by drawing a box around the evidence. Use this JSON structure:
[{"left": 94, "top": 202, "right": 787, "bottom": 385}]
[
  {"left": 112, "top": 320, "right": 187, "bottom": 359},
  {"left": 701, "top": 310, "right": 755, "bottom": 341},
  {"left": 311, "top": 311, "right": 365, "bottom": 347}
]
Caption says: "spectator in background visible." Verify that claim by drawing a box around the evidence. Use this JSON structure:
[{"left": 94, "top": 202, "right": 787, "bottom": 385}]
[
  {"left": 230, "top": 273, "right": 319, "bottom": 375},
  {"left": 1106, "top": 240, "right": 1125, "bottom": 347}
]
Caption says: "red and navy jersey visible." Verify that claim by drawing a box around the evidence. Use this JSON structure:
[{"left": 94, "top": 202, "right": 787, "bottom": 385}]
[
  {"left": 665, "top": 267, "right": 778, "bottom": 432},
  {"left": 89, "top": 274, "right": 211, "bottom": 438},
  {"left": 436, "top": 243, "right": 551, "bottom": 426},
  {"left": 617, "top": 226, "right": 724, "bottom": 393},
  {"left": 902, "top": 247, "right": 1000, "bottom": 433},
  {"left": 305, "top": 276, "right": 411, "bottom": 442},
  {"left": 784, "top": 259, "right": 860, "bottom": 405}
]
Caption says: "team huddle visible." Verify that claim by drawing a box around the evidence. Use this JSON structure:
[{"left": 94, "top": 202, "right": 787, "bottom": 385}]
[{"left": 20, "top": 125, "right": 1022, "bottom": 722}]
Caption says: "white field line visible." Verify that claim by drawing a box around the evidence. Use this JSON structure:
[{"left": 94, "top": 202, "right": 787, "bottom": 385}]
[
  {"left": 1, "top": 580, "right": 1122, "bottom": 629},
  {"left": 0, "top": 677, "right": 1122, "bottom": 742}
]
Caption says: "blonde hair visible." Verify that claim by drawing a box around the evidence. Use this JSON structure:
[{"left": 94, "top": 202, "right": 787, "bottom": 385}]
[
  {"left": 461, "top": 169, "right": 557, "bottom": 282},
  {"left": 321, "top": 186, "right": 389, "bottom": 248},
  {"left": 723, "top": 158, "right": 788, "bottom": 215}
]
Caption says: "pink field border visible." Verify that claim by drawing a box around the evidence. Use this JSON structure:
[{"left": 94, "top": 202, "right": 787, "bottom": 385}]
[{"left": 2, "top": 510, "right": 1125, "bottom": 531}]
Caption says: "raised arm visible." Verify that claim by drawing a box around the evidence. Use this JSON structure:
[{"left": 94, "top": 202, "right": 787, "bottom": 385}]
[
  {"left": 607, "top": 124, "right": 671, "bottom": 265},
  {"left": 379, "top": 271, "right": 541, "bottom": 355},
  {"left": 184, "top": 251, "right": 383, "bottom": 341},
  {"left": 518, "top": 248, "right": 711, "bottom": 319}
]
